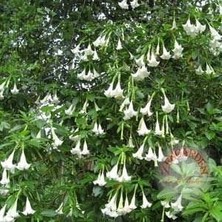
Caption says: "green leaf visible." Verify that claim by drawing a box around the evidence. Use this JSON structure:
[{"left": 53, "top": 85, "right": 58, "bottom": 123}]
[{"left": 41, "top": 210, "right": 57, "bottom": 217}]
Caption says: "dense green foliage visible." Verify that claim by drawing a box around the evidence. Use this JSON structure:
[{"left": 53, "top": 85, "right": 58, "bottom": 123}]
[{"left": 0, "top": 0, "right": 222, "bottom": 221}]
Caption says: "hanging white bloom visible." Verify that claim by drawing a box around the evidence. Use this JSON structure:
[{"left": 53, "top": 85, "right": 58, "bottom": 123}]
[
  {"left": 140, "top": 94, "right": 154, "bottom": 116},
  {"left": 70, "top": 140, "right": 82, "bottom": 157},
  {"left": 81, "top": 140, "right": 90, "bottom": 155},
  {"left": 205, "top": 63, "right": 215, "bottom": 75},
  {"left": 77, "top": 69, "right": 86, "bottom": 80},
  {"left": 145, "top": 147, "right": 157, "bottom": 161},
  {"left": 171, "top": 194, "right": 183, "bottom": 212},
  {"left": 93, "top": 68, "right": 100, "bottom": 78},
  {"left": 182, "top": 18, "right": 197, "bottom": 37},
  {"left": 84, "top": 70, "right": 94, "bottom": 81},
  {"left": 51, "top": 127, "right": 63, "bottom": 147},
  {"left": 112, "top": 79, "right": 124, "bottom": 99},
  {"left": 0, "top": 169, "right": 10, "bottom": 185},
  {"left": 157, "top": 145, "right": 166, "bottom": 162},
  {"left": 93, "top": 35, "right": 107, "bottom": 47},
  {"left": 116, "top": 39, "right": 123, "bottom": 50},
  {"left": 125, "top": 135, "right": 133, "bottom": 149},
  {"left": 209, "top": 25, "right": 222, "bottom": 40},
  {"left": 130, "top": 0, "right": 140, "bottom": 9},
  {"left": 65, "top": 104, "right": 75, "bottom": 116},
  {"left": 101, "top": 192, "right": 118, "bottom": 218},
  {"left": 123, "top": 101, "right": 137, "bottom": 120},
  {"left": 92, "top": 50, "right": 100, "bottom": 60},
  {"left": 17, "top": 150, "right": 31, "bottom": 170},
  {"left": 22, "top": 197, "right": 35, "bottom": 215},
  {"left": 106, "top": 163, "right": 120, "bottom": 180},
  {"left": 147, "top": 47, "right": 159, "bottom": 67},
  {"left": 71, "top": 44, "right": 80, "bottom": 54},
  {"left": 119, "top": 97, "right": 130, "bottom": 112},
  {"left": 0, "top": 90, "right": 4, "bottom": 100},
  {"left": 154, "top": 112, "right": 163, "bottom": 136},
  {"left": 172, "top": 40, "right": 183, "bottom": 59},
  {"left": 132, "top": 143, "right": 145, "bottom": 160},
  {"left": 93, "top": 171, "right": 106, "bottom": 186},
  {"left": 11, "top": 83, "right": 19, "bottom": 95},
  {"left": 132, "top": 65, "right": 150, "bottom": 81},
  {"left": 7, "top": 199, "right": 19, "bottom": 218},
  {"left": 161, "top": 89, "right": 175, "bottom": 113},
  {"left": 141, "top": 191, "right": 152, "bottom": 208},
  {"left": 195, "top": 19, "right": 206, "bottom": 33},
  {"left": 117, "top": 162, "right": 131, "bottom": 182},
  {"left": 165, "top": 211, "right": 177, "bottom": 220},
  {"left": 137, "top": 117, "right": 151, "bottom": 136},
  {"left": 118, "top": 0, "right": 129, "bottom": 9},
  {"left": 55, "top": 202, "right": 64, "bottom": 215},
  {"left": 1, "top": 150, "right": 16, "bottom": 172},
  {"left": 0, "top": 204, "right": 6, "bottom": 221},
  {"left": 117, "top": 191, "right": 124, "bottom": 215},
  {"left": 195, "top": 65, "right": 204, "bottom": 75},
  {"left": 161, "top": 200, "right": 170, "bottom": 208},
  {"left": 155, "top": 40, "right": 160, "bottom": 55},
  {"left": 160, "top": 43, "right": 171, "bottom": 60},
  {"left": 171, "top": 17, "right": 177, "bottom": 30},
  {"left": 92, "top": 122, "right": 105, "bottom": 135},
  {"left": 104, "top": 81, "right": 114, "bottom": 98},
  {"left": 84, "top": 44, "right": 94, "bottom": 56},
  {"left": 80, "top": 100, "right": 88, "bottom": 114},
  {"left": 135, "top": 54, "right": 145, "bottom": 67},
  {"left": 122, "top": 195, "right": 131, "bottom": 214},
  {"left": 129, "top": 190, "right": 137, "bottom": 210}
]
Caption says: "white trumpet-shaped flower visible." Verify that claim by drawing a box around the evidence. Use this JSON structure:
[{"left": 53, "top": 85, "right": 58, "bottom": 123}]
[
  {"left": 93, "top": 35, "right": 107, "bottom": 47},
  {"left": 141, "top": 190, "right": 152, "bottom": 208},
  {"left": 65, "top": 104, "right": 75, "bottom": 116},
  {"left": 70, "top": 140, "right": 82, "bottom": 157},
  {"left": 161, "top": 89, "right": 175, "bottom": 113},
  {"left": 104, "top": 81, "right": 114, "bottom": 98},
  {"left": 209, "top": 25, "right": 222, "bottom": 40},
  {"left": 93, "top": 171, "right": 106, "bottom": 186},
  {"left": 92, "top": 122, "right": 105, "bottom": 135},
  {"left": 112, "top": 79, "right": 124, "bottom": 99},
  {"left": 135, "top": 54, "right": 145, "bottom": 67},
  {"left": 118, "top": 0, "right": 129, "bottom": 9},
  {"left": 205, "top": 63, "right": 215, "bottom": 75},
  {"left": 132, "top": 65, "right": 150, "bottom": 81},
  {"left": 106, "top": 163, "right": 120, "bottom": 181},
  {"left": 101, "top": 192, "right": 118, "bottom": 218},
  {"left": 140, "top": 94, "right": 154, "bottom": 116},
  {"left": 154, "top": 112, "right": 163, "bottom": 136},
  {"left": 172, "top": 40, "right": 183, "bottom": 59},
  {"left": 182, "top": 18, "right": 197, "bottom": 37},
  {"left": 117, "top": 162, "right": 131, "bottom": 182},
  {"left": 130, "top": 0, "right": 140, "bottom": 9},
  {"left": 81, "top": 140, "right": 90, "bottom": 155},
  {"left": 160, "top": 43, "right": 171, "bottom": 60},
  {"left": 132, "top": 143, "right": 145, "bottom": 160},
  {"left": 92, "top": 50, "right": 100, "bottom": 60},
  {"left": 22, "top": 197, "right": 35, "bottom": 215},
  {"left": 7, "top": 198, "right": 19, "bottom": 218},
  {"left": 84, "top": 44, "right": 94, "bottom": 56},
  {"left": 195, "top": 65, "right": 204, "bottom": 75},
  {"left": 137, "top": 117, "right": 151, "bottom": 136},
  {"left": 0, "top": 204, "right": 6, "bottom": 220},
  {"left": 1, "top": 150, "right": 16, "bottom": 172},
  {"left": 171, "top": 194, "right": 183, "bottom": 212},
  {"left": 147, "top": 47, "right": 159, "bottom": 67},
  {"left": 157, "top": 145, "right": 166, "bottom": 162},
  {"left": 145, "top": 147, "right": 157, "bottom": 162},
  {"left": 0, "top": 169, "right": 10, "bottom": 185},
  {"left": 11, "top": 83, "right": 19, "bottom": 95},
  {"left": 123, "top": 101, "right": 137, "bottom": 120},
  {"left": 129, "top": 190, "right": 137, "bottom": 210},
  {"left": 116, "top": 39, "right": 123, "bottom": 50},
  {"left": 165, "top": 211, "right": 177, "bottom": 220},
  {"left": 17, "top": 150, "right": 31, "bottom": 170},
  {"left": 51, "top": 127, "right": 63, "bottom": 147}
]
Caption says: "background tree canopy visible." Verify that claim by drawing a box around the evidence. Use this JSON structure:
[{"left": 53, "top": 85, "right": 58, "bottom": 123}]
[{"left": 0, "top": 0, "right": 222, "bottom": 221}]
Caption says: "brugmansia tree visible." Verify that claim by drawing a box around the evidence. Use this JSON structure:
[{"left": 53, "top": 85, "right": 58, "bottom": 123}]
[{"left": 0, "top": 0, "right": 222, "bottom": 221}]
